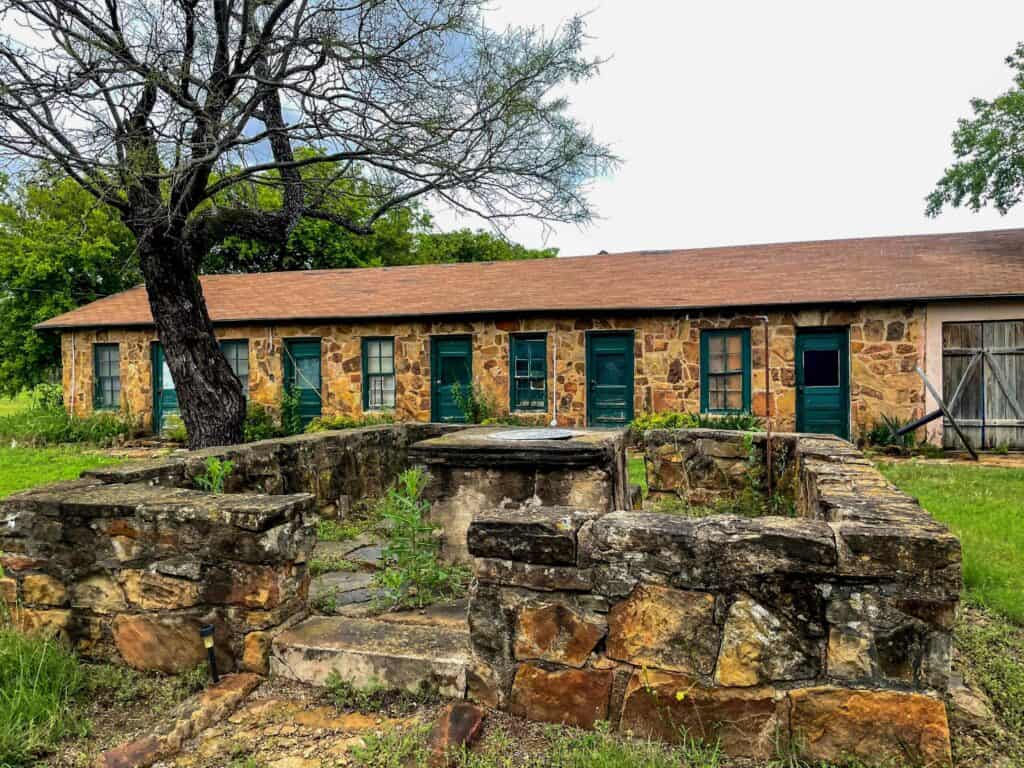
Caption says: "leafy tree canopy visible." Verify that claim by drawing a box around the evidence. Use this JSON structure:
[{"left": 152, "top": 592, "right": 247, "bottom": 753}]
[
  {"left": 0, "top": 170, "right": 555, "bottom": 396},
  {"left": 0, "top": 174, "right": 138, "bottom": 396},
  {"left": 928, "top": 43, "right": 1024, "bottom": 216}
]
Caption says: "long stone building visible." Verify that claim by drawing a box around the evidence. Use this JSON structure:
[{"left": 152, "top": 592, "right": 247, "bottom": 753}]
[{"left": 37, "top": 228, "right": 1024, "bottom": 446}]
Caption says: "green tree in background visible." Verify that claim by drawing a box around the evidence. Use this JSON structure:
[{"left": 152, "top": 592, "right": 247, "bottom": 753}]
[
  {"left": 0, "top": 175, "right": 138, "bottom": 396},
  {"left": 928, "top": 43, "right": 1024, "bottom": 215},
  {"left": 0, "top": 169, "right": 555, "bottom": 396}
]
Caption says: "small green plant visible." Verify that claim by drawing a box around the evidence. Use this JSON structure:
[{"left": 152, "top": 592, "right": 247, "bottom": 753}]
[
  {"left": 630, "top": 411, "right": 763, "bottom": 440},
  {"left": 280, "top": 386, "right": 303, "bottom": 436},
  {"left": 27, "top": 382, "right": 63, "bottom": 412},
  {"left": 162, "top": 414, "right": 188, "bottom": 443},
  {"left": 308, "top": 556, "right": 360, "bottom": 577},
  {"left": 243, "top": 402, "right": 281, "bottom": 442},
  {"left": 451, "top": 382, "right": 496, "bottom": 424},
  {"left": 374, "top": 468, "right": 469, "bottom": 608},
  {"left": 305, "top": 412, "right": 395, "bottom": 433},
  {"left": 194, "top": 456, "right": 235, "bottom": 493},
  {"left": 865, "top": 413, "right": 915, "bottom": 450},
  {"left": 326, "top": 671, "right": 440, "bottom": 713}
]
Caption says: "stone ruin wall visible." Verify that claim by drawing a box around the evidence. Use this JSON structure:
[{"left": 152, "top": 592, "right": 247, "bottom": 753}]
[
  {"left": 465, "top": 429, "right": 961, "bottom": 766},
  {"left": 0, "top": 424, "right": 455, "bottom": 676}
]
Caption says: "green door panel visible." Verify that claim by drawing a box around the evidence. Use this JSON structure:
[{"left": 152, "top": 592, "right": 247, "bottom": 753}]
[
  {"left": 283, "top": 339, "right": 322, "bottom": 427},
  {"left": 431, "top": 336, "right": 472, "bottom": 423},
  {"left": 151, "top": 344, "right": 180, "bottom": 433},
  {"left": 795, "top": 328, "right": 850, "bottom": 439},
  {"left": 586, "top": 331, "right": 635, "bottom": 427}
]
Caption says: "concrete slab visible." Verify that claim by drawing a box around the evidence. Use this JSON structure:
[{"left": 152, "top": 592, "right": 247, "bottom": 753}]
[{"left": 271, "top": 616, "right": 470, "bottom": 698}]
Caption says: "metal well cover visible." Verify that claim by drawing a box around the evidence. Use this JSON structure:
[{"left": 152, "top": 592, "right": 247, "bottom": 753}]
[{"left": 487, "top": 428, "right": 579, "bottom": 441}]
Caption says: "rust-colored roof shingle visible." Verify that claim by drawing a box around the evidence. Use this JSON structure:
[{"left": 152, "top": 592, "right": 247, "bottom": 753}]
[{"left": 36, "top": 228, "right": 1024, "bottom": 330}]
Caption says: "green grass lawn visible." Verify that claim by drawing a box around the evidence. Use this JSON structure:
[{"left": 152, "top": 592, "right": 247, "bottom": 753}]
[
  {"left": 0, "top": 393, "right": 29, "bottom": 418},
  {"left": 0, "top": 446, "right": 121, "bottom": 499},
  {"left": 879, "top": 461, "right": 1024, "bottom": 624}
]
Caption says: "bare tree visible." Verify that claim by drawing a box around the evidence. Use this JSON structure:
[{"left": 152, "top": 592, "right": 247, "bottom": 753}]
[{"left": 0, "top": 0, "right": 614, "bottom": 447}]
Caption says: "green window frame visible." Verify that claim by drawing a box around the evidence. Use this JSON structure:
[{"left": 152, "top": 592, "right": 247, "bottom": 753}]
[
  {"left": 510, "top": 334, "right": 547, "bottom": 412},
  {"left": 700, "top": 329, "right": 751, "bottom": 414},
  {"left": 220, "top": 339, "right": 250, "bottom": 397},
  {"left": 93, "top": 343, "right": 121, "bottom": 410},
  {"left": 362, "top": 337, "right": 396, "bottom": 410}
]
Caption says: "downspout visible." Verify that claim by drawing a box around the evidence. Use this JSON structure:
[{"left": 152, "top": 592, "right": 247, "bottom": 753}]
[
  {"left": 754, "top": 316, "right": 772, "bottom": 500},
  {"left": 69, "top": 334, "right": 76, "bottom": 417},
  {"left": 549, "top": 330, "right": 558, "bottom": 427}
]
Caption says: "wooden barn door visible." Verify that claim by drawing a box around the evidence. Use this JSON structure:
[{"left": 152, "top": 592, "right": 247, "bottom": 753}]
[{"left": 942, "top": 320, "right": 1024, "bottom": 449}]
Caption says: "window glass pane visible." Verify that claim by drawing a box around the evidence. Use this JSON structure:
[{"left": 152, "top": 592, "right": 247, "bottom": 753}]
[
  {"left": 803, "top": 349, "right": 839, "bottom": 387},
  {"left": 380, "top": 340, "right": 394, "bottom": 374},
  {"left": 161, "top": 360, "right": 175, "bottom": 391},
  {"left": 512, "top": 336, "right": 546, "bottom": 410},
  {"left": 726, "top": 334, "right": 742, "bottom": 371}
]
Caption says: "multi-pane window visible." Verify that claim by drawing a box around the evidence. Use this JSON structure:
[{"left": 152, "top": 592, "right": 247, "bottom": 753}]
[
  {"left": 363, "top": 337, "right": 396, "bottom": 410},
  {"left": 510, "top": 334, "right": 547, "bottom": 411},
  {"left": 221, "top": 340, "right": 250, "bottom": 397},
  {"left": 93, "top": 343, "right": 121, "bottom": 410},
  {"left": 700, "top": 329, "right": 751, "bottom": 413}
]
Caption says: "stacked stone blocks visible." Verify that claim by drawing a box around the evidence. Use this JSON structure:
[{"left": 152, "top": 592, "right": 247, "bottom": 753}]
[{"left": 466, "top": 429, "right": 960, "bottom": 766}]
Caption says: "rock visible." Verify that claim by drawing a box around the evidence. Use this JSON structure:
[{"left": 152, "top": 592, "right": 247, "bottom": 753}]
[
  {"left": 71, "top": 574, "right": 127, "bottom": 614},
  {"left": 787, "top": 686, "right": 952, "bottom": 766},
  {"left": 97, "top": 673, "right": 261, "bottom": 768},
  {"left": 606, "top": 584, "right": 718, "bottom": 676},
  {"left": 17, "top": 608, "right": 72, "bottom": 640},
  {"left": 948, "top": 674, "right": 997, "bottom": 730},
  {"left": 468, "top": 507, "right": 590, "bottom": 565},
  {"left": 241, "top": 631, "right": 272, "bottom": 675},
  {"left": 346, "top": 544, "right": 384, "bottom": 568},
  {"left": 0, "top": 577, "right": 15, "bottom": 610},
  {"left": 826, "top": 627, "right": 876, "bottom": 680},
  {"left": 121, "top": 570, "right": 202, "bottom": 610},
  {"left": 21, "top": 574, "right": 68, "bottom": 606},
  {"left": 579, "top": 512, "right": 837, "bottom": 587},
  {"left": 473, "top": 558, "right": 593, "bottom": 592},
  {"left": 514, "top": 602, "right": 606, "bottom": 667},
  {"left": 423, "top": 702, "right": 486, "bottom": 767},
  {"left": 714, "top": 596, "right": 819, "bottom": 686},
  {"left": 618, "top": 669, "right": 784, "bottom": 759},
  {"left": 112, "top": 615, "right": 208, "bottom": 673},
  {"left": 509, "top": 663, "right": 613, "bottom": 730}
]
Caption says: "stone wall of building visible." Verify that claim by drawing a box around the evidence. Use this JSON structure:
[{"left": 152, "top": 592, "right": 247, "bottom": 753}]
[
  {"left": 0, "top": 480, "right": 316, "bottom": 676},
  {"left": 60, "top": 303, "right": 925, "bottom": 439},
  {"left": 465, "top": 429, "right": 960, "bottom": 766}
]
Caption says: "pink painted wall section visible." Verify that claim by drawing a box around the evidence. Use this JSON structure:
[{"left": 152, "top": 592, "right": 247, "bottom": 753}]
[{"left": 924, "top": 300, "right": 1024, "bottom": 445}]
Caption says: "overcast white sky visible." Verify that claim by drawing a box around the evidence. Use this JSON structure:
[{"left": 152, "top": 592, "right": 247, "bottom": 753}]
[{"left": 434, "top": 1, "right": 1024, "bottom": 256}]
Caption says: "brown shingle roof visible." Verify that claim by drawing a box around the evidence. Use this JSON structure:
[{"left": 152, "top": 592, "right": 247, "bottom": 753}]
[{"left": 36, "top": 228, "right": 1024, "bottom": 330}]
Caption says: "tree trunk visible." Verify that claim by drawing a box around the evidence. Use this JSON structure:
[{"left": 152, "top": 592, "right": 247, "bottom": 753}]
[{"left": 137, "top": 225, "right": 246, "bottom": 448}]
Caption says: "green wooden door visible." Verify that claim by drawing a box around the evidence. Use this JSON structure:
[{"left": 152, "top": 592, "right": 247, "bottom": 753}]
[
  {"left": 283, "top": 339, "right": 322, "bottom": 427},
  {"left": 586, "top": 331, "right": 635, "bottom": 427},
  {"left": 151, "top": 343, "right": 179, "bottom": 433},
  {"left": 796, "top": 327, "right": 850, "bottom": 439},
  {"left": 431, "top": 336, "right": 472, "bottom": 422}
]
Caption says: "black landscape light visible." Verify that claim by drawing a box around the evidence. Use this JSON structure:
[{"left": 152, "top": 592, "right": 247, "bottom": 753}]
[{"left": 199, "top": 624, "right": 220, "bottom": 683}]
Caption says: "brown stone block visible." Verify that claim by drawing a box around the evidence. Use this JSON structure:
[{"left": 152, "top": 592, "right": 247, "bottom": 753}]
[
  {"left": 514, "top": 602, "right": 606, "bottom": 667},
  {"left": 509, "top": 663, "right": 612, "bottom": 729},
  {"left": 112, "top": 614, "right": 209, "bottom": 673},
  {"left": 0, "top": 577, "right": 16, "bottom": 610},
  {"left": 788, "top": 686, "right": 951, "bottom": 766},
  {"left": 71, "top": 574, "right": 127, "bottom": 614},
  {"left": 715, "top": 596, "right": 819, "bottom": 686},
  {"left": 473, "top": 558, "right": 593, "bottom": 592},
  {"left": 619, "top": 669, "right": 784, "bottom": 759},
  {"left": 22, "top": 574, "right": 68, "bottom": 607},
  {"left": 240, "top": 630, "right": 272, "bottom": 675},
  {"left": 121, "top": 570, "right": 202, "bottom": 610},
  {"left": 17, "top": 608, "right": 72, "bottom": 640},
  {"left": 607, "top": 584, "right": 718, "bottom": 676}
]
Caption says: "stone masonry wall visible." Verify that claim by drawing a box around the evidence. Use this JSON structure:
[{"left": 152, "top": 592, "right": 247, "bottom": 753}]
[
  {"left": 0, "top": 480, "right": 316, "bottom": 676},
  {"left": 465, "top": 430, "right": 960, "bottom": 766},
  {"left": 60, "top": 303, "right": 924, "bottom": 439},
  {"left": 82, "top": 422, "right": 457, "bottom": 515}
]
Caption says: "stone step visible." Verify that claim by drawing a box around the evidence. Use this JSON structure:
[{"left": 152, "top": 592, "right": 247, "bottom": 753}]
[{"left": 270, "top": 615, "right": 470, "bottom": 699}]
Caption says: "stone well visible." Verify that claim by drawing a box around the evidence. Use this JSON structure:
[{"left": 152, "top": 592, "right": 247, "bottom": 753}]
[
  {"left": 466, "top": 428, "right": 961, "bottom": 767},
  {"left": 408, "top": 427, "right": 629, "bottom": 563}
]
